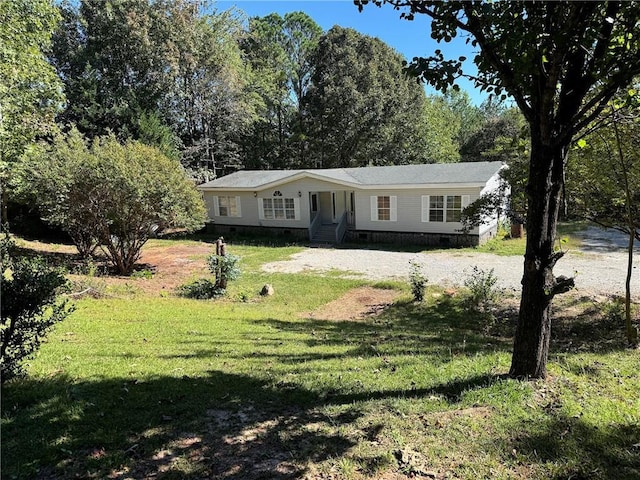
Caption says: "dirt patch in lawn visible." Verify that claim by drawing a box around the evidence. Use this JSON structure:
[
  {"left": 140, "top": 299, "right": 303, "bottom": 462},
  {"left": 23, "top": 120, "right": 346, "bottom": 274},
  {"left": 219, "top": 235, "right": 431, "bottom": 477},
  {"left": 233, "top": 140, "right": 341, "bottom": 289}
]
[
  {"left": 138, "top": 244, "right": 210, "bottom": 288},
  {"left": 303, "top": 286, "right": 401, "bottom": 321},
  {"left": 110, "top": 243, "right": 212, "bottom": 295},
  {"left": 63, "top": 243, "right": 213, "bottom": 297}
]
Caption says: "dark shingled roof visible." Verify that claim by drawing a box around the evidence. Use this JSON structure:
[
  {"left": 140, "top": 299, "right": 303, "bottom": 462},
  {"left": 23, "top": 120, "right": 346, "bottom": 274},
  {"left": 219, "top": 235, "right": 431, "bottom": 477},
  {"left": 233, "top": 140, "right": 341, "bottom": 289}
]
[{"left": 198, "top": 161, "right": 504, "bottom": 189}]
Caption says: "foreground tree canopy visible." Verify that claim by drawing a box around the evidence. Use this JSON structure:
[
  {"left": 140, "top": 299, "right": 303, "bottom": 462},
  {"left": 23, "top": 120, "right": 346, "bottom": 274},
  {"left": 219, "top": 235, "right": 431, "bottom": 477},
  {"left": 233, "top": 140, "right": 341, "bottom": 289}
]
[{"left": 357, "top": 0, "right": 640, "bottom": 378}]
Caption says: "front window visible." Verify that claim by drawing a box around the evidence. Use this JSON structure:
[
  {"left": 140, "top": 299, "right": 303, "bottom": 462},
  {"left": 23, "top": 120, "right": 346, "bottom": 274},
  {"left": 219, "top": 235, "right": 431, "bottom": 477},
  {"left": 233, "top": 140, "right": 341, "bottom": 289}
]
[
  {"left": 446, "top": 195, "right": 462, "bottom": 222},
  {"left": 377, "top": 196, "right": 391, "bottom": 221},
  {"left": 218, "top": 196, "right": 238, "bottom": 217},
  {"left": 429, "top": 195, "right": 444, "bottom": 222},
  {"left": 262, "top": 198, "right": 297, "bottom": 220}
]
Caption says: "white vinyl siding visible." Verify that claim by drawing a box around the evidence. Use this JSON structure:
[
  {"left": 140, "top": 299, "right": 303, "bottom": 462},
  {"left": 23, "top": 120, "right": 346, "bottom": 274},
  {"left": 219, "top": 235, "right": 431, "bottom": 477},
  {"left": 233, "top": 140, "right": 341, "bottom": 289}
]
[
  {"left": 260, "top": 197, "right": 300, "bottom": 220},
  {"left": 370, "top": 195, "right": 397, "bottom": 221}
]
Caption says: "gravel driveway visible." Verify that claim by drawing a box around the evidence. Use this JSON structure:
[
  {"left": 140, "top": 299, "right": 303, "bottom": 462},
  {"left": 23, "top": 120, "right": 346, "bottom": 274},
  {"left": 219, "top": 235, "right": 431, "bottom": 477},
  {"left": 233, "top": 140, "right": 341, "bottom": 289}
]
[{"left": 262, "top": 228, "right": 640, "bottom": 298}]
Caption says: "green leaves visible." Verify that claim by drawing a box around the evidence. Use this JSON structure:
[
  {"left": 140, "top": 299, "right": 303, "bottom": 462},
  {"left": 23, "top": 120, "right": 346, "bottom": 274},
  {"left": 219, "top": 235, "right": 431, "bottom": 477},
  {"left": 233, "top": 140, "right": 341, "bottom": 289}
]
[
  {"left": 17, "top": 130, "right": 206, "bottom": 274},
  {"left": 0, "top": 0, "right": 62, "bottom": 169},
  {"left": 304, "top": 26, "right": 431, "bottom": 167},
  {"left": 1, "top": 233, "right": 73, "bottom": 381}
]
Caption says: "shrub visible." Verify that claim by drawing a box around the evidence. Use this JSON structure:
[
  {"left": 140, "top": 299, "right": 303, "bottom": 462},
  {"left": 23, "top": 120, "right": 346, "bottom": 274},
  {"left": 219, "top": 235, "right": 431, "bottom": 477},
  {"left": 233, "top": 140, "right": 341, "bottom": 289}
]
[
  {"left": 178, "top": 278, "right": 225, "bottom": 299},
  {"left": 1, "top": 234, "right": 74, "bottom": 381},
  {"left": 16, "top": 129, "right": 206, "bottom": 274},
  {"left": 178, "top": 250, "right": 241, "bottom": 299},
  {"left": 208, "top": 253, "right": 241, "bottom": 288},
  {"left": 409, "top": 260, "right": 427, "bottom": 302},
  {"left": 463, "top": 266, "right": 500, "bottom": 313},
  {"left": 131, "top": 269, "right": 153, "bottom": 279}
]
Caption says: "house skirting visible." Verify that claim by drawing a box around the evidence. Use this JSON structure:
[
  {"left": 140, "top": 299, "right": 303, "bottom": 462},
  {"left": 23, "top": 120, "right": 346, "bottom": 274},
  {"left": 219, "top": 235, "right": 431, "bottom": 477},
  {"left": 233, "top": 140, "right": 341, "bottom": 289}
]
[
  {"left": 206, "top": 222, "right": 497, "bottom": 247},
  {"left": 345, "top": 230, "right": 482, "bottom": 247},
  {"left": 205, "top": 223, "right": 309, "bottom": 240}
]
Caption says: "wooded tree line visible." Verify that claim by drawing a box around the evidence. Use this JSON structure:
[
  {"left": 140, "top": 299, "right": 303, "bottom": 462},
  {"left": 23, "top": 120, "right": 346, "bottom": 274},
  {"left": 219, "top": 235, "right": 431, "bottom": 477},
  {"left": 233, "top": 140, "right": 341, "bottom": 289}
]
[
  {"left": 27, "top": 0, "right": 522, "bottom": 179},
  {"left": 1, "top": 0, "right": 527, "bottom": 273}
]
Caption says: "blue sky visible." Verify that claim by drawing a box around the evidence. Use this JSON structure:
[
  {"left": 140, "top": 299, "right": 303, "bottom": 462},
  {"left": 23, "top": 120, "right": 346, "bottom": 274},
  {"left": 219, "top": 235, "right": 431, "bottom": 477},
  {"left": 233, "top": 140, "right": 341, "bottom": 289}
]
[{"left": 217, "top": 0, "right": 486, "bottom": 104}]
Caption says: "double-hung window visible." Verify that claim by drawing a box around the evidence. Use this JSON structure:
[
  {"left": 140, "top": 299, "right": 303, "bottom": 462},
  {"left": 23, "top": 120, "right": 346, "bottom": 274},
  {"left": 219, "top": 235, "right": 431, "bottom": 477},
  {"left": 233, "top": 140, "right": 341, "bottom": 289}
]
[
  {"left": 260, "top": 197, "right": 298, "bottom": 220},
  {"left": 212, "top": 195, "right": 241, "bottom": 218},
  {"left": 446, "top": 196, "right": 462, "bottom": 222},
  {"left": 219, "top": 196, "right": 239, "bottom": 217},
  {"left": 422, "top": 195, "right": 469, "bottom": 223},
  {"left": 370, "top": 195, "right": 397, "bottom": 222},
  {"left": 429, "top": 195, "right": 444, "bottom": 222}
]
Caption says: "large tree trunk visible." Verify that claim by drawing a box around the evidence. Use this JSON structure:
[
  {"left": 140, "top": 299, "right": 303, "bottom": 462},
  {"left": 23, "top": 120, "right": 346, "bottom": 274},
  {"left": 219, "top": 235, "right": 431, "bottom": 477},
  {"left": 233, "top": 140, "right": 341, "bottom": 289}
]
[{"left": 510, "top": 137, "right": 574, "bottom": 378}]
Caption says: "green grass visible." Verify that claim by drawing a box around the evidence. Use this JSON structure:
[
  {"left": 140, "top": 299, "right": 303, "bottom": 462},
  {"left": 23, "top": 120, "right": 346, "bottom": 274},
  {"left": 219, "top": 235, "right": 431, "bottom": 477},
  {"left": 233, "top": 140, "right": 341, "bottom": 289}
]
[
  {"left": 2, "top": 237, "right": 639, "bottom": 480},
  {"left": 433, "top": 221, "right": 590, "bottom": 257}
]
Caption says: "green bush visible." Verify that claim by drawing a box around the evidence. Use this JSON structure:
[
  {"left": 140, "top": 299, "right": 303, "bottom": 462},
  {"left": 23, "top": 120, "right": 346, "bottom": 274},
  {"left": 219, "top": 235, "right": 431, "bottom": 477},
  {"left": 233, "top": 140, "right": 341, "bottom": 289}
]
[
  {"left": 207, "top": 253, "right": 241, "bottom": 284},
  {"left": 1, "top": 234, "right": 74, "bottom": 381},
  {"left": 463, "top": 266, "right": 500, "bottom": 313},
  {"left": 178, "top": 278, "right": 225, "bottom": 300},
  {"left": 409, "top": 260, "right": 427, "bottom": 302},
  {"left": 131, "top": 269, "right": 154, "bottom": 279},
  {"left": 178, "top": 251, "right": 241, "bottom": 299},
  {"left": 15, "top": 129, "right": 206, "bottom": 273}
]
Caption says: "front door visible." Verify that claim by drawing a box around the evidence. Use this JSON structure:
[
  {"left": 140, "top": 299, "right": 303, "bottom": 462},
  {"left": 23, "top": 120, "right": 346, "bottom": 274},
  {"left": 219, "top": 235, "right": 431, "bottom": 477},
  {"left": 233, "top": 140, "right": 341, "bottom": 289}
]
[{"left": 319, "top": 192, "right": 333, "bottom": 224}]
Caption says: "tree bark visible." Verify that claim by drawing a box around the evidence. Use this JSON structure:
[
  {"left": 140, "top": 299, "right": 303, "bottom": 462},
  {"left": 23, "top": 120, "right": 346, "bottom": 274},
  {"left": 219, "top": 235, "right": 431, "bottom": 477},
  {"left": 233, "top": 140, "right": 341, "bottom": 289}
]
[
  {"left": 625, "top": 229, "right": 636, "bottom": 344},
  {"left": 509, "top": 137, "right": 574, "bottom": 378}
]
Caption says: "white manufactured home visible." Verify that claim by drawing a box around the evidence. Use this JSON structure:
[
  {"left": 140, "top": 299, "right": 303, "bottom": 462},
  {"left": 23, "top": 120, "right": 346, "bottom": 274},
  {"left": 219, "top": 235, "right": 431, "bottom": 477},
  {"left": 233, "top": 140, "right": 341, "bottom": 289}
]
[{"left": 198, "top": 161, "right": 505, "bottom": 246}]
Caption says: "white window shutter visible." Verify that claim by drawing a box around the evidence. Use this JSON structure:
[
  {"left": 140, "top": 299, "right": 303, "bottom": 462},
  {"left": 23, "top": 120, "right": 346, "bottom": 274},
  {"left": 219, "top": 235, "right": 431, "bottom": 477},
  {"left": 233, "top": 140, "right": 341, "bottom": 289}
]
[
  {"left": 462, "top": 195, "right": 470, "bottom": 208},
  {"left": 235, "top": 196, "right": 242, "bottom": 217},
  {"left": 370, "top": 196, "right": 377, "bottom": 221},
  {"left": 212, "top": 196, "right": 220, "bottom": 217},
  {"left": 422, "top": 195, "right": 430, "bottom": 222},
  {"left": 293, "top": 197, "right": 300, "bottom": 220},
  {"left": 390, "top": 196, "right": 397, "bottom": 222},
  {"left": 258, "top": 198, "right": 265, "bottom": 220}
]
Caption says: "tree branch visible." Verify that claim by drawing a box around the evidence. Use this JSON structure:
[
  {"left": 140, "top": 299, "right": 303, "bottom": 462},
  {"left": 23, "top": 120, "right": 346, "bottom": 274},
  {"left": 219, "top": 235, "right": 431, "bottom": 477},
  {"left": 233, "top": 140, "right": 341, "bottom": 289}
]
[{"left": 551, "top": 275, "right": 575, "bottom": 296}]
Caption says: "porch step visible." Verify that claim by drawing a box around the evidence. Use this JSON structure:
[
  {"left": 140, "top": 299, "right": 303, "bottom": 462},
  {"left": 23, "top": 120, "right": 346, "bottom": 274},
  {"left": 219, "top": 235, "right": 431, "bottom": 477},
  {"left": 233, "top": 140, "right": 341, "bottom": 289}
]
[{"left": 311, "top": 224, "right": 337, "bottom": 244}]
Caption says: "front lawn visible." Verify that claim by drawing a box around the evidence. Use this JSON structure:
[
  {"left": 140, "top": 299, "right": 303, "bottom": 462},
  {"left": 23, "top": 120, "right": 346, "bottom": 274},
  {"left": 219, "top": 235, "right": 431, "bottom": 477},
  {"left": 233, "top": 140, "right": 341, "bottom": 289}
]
[{"left": 2, "top": 236, "right": 639, "bottom": 479}]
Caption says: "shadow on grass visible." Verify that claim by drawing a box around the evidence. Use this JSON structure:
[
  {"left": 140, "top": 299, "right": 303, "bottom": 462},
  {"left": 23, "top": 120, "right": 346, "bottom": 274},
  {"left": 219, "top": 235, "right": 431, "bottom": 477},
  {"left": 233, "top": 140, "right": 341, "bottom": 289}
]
[
  {"left": 510, "top": 413, "right": 640, "bottom": 479},
  {"left": 14, "top": 244, "right": 161, "bottom": 277},
  {"left": 550, "top": 296, "right": 633, "bottom": 354},
  {"left": 257, "top": 296, "right": 513, "bottom": 360},
  {"left": 13, "top": 244, "right": 94, "bottom": 273},
  {"left": 3, "top": 367, "right": 511, "bottom": 480},
  {"left": 6, "top": 369, "right": 637, "bottom": 480},
  {"left": 2, "top": 370, "right": 358, "bottom": 480}
]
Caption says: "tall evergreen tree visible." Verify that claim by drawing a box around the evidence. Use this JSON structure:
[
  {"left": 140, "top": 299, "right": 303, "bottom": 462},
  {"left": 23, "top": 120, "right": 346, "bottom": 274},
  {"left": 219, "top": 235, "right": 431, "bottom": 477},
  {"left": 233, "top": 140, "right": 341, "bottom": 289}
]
[{"left": 303, "top": 26, "right": 430, "bottom": 168}]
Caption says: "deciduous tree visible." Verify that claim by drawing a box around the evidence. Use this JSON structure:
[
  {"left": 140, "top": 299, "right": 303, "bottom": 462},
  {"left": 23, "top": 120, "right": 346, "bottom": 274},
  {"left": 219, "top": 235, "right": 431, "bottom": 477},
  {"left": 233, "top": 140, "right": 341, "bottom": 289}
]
[
  {"left": 52, "top": 0, "right": 176, "bottom": 139},
  {"left": 160, "top": 6, "right": 257, "bottom": 180},
  {"left": 0, "top": 0, "right": 62, "bottom": 222},
  {"left": 569, "top": 96, "right": 640, "bottom": 344},
  {"left": 357, "top": 0, "right": 640, "bottom": 378},
  {"left": 18, "top": 130, "right": 206, "bottom": 274},
  {"left": 422, "top": 95, "right": 460, "bottom": 163},
  {"left": 241, "top": 12, "right": 322, "bottom": 169}
]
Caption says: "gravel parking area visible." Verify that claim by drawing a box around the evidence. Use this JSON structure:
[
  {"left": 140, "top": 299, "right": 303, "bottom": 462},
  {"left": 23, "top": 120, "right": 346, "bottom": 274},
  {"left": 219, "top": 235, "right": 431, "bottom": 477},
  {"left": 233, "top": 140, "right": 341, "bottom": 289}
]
[{"left": 262, "top": 231, "right": 640, "bottom": 299}]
